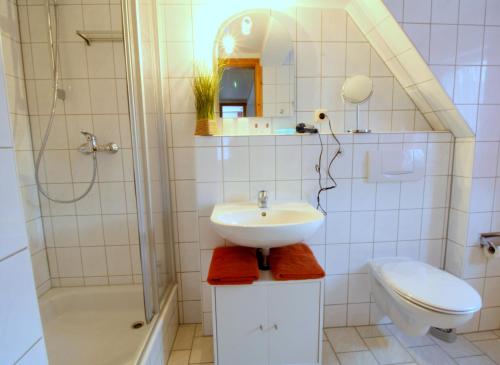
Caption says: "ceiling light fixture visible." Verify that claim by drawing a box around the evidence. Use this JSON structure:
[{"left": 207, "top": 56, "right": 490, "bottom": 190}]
[
  {"left": 241, "top": 16, "right": 252, "bottom": 35},
  {"left": 222, "top": 33, "right": 235, "bottom": 55}
]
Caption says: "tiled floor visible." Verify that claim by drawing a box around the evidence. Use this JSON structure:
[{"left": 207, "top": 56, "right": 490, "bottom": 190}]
[{"left": 167, "top": 324, "right": 500, "bottom": 365}]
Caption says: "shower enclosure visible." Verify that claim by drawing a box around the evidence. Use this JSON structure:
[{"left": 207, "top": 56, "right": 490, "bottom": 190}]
[{"left": 14, "top": 0, "right": 177, "bottom": 362}]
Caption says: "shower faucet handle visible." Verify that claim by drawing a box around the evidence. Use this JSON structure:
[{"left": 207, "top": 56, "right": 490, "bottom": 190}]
[
  {"left": 80, "top": 130, "right": 98, "bottom": 153},
  {"left": 79, "top": 130, "right": 119, "bottom": 155}
]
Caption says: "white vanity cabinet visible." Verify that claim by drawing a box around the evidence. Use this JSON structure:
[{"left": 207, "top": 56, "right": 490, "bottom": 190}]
[{"left": 212, "top": 273, "right": 324, "bottom": 365}]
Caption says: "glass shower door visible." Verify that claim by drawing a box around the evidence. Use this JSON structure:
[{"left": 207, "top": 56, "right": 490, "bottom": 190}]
[{"left": 121, "top": 0, "right": 175, "bottom": 322}]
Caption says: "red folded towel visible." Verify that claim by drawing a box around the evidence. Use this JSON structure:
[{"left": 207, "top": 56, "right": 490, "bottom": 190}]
[
  {"left": 207, "top": 246, "right": 259, "bottom": 285},
  {"left": 269, "top": 243, "right": 325, "bottom": 281}
]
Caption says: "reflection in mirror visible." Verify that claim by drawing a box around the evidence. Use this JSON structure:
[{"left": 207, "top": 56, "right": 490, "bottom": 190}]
[
  {"left": 216, "top": 11, "right": 295, "bottom": 119},
  {"left": 342, "top": 75, "right": 373, "bottom": 134}
]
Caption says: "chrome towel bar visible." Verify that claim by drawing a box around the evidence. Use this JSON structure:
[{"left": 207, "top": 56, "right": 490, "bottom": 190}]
[{"left": 76, "top": 30, "right": 123, "bottom": 46}]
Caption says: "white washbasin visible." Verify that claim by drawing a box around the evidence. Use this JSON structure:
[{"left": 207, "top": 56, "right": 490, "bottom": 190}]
[{"left": 210, "top": 202, "right": 324, "bottom": 249}]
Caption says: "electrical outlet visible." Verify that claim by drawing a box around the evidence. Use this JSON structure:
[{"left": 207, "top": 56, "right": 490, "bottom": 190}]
[{"left": 314, "top": 109, "right": 327, "bottom": 122}]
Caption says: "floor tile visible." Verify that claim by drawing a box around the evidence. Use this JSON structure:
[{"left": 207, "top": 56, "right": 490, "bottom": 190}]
[
  {"left": 190, "top": 336, "right": 214, "bottom": 364},
  {"left": 364, "top": 336, "right": 413, "bottom": 364},
  {"left": 194, "top": 324, "right": 203, "bottom": 337},
  {"left": 408, "top": 345, "right": 457, "bottom": 365},
  {"left": 464, "top": 331, "right": 498, "bottom": 342},
  {"left": 322, "top": 340, "right": 341, "bottom": 365},
  {"left": 336, "top": 351, "right": 378, "bottom": 365},
  {"left": 456, "top": 356, "right": 497, "bottom": 365},
  {"left": 434, "top": 335, "right": 482, "bottom": 358},
  {"left": 473, "top": 339, "right": 500, "bottom": 364},
  {"left": 173, "top": 324, "right": 196, "bottom": 350},
  {"left": 356, "top": 325, "right": 391, "bottom": 338},
  {"left": 325, "top": 327, "right": 367, "bottom": 353},
  {"left": 387, "top": 324, "right": 435, "bottom": 347},
  {"left": 167, "top": 350, "right": 190, "bottom": 365}
]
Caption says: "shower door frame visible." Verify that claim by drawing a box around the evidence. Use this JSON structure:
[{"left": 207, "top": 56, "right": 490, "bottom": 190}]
[{"left": 121, "top": 0, "right": 176, "bottom": 323}]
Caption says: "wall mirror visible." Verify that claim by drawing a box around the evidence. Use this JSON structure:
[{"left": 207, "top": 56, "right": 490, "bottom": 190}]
[{"left": 215, "top": 11, "right": 295, "bottom": 119}]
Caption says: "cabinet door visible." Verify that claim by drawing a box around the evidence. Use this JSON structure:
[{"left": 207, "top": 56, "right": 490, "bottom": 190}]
[
  {"left": 268, "top": 282, "right": 321, "bottom": 365},
  {"left": 215, "top": 285, "right": 268, "bottom": 365}
]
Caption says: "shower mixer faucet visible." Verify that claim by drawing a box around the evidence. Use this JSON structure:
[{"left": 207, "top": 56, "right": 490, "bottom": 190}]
[{"left": 79, "top": 130, "right": 119, "bottom": 154}]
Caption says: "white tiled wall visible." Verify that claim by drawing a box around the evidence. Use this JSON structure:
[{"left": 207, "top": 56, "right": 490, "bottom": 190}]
[
  {"left": 0, "top": 2, "right": 48, "bottom": 361},
  {"left": 17, "top": 0, "right": 142, "bottom": 287},
  {"left": 193, "top": 131, "right": 453, "bottom": 332},
  {"left": 158, "top": 3, "right": 439, "bottom": 326},
  {"left": 1, "top": 0, "right": 50, "bottom": 296},
  {"left": 383, "top": 0, "right": 500, "bottom": 332}
]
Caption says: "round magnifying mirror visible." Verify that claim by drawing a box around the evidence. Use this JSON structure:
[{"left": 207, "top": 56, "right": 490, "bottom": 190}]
[
  {"left": 342, "top": 75, "right": 373, "bottom": 104},
  {"left": 342, "top": 75, "right": 373, "bottom": 133}
]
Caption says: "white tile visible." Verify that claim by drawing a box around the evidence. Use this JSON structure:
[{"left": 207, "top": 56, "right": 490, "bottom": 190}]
[
  {"left": 325, "top": 327, "right": 367, "bottom": 352},
  {"left": 81, "top": 246, "right": 107, "bottom": 276},
  {"left": 276, "top": 145, "right": 301, "bottom": 180},
  {"left": 398, "top": 210, "right": 422, "bottom": 241},
  {"left": 456, "top": 356, "right": 496, "bottom": 365},
  {"left": 480, "top": 66, "right": 500, "bottom": 104},
  {"left": 365, "top": 336, "right": 413, "bottom": 364},
  {"left": 459, "top": 0, "right": 486, "bottom": 24},
  {"left": 222, "top": 146, "right": 249, "bottom": 181},
  {"left": 322, "top": 9, "right": 346, "bottom": 42},
  {"left": 457, "top": 25, "right": 484, "bottom": 65},
  {"left": 350, "top": 211, "right": 375, "bottom": 243},
  {"left": 77, "top": 215, "right": 104, "bottom": 245},
  {"left": 346, "top": 43, "right": 370, "bottom": 76},
  {"left": 326, "top": 244, "right": 350, "bottom": 274},
  {"left": 106, "top": 246, "right": 132, "bottom": 276},
  {"left": 374, "top": 210, "right": 398, "bottom": 242},
  {"left": 434, "top": 335, "right": 482, "bottom": 358},
  {"left": 56, "top": 247, "right": 83, "bottom": 277},
  {"left": 404, "top": 0, "right": 432, "bottom": 22},
  {"left": 195, "top": 147, "right": 222, "bottom": 182},
  {"left": 347, "top": 303, "right": 370, "bottom": 326},
  {"left": 430, "top": 25, "right": 458, "bottom": 65},
  {"left": 324, "top": 304, "right": 347, "bottom": 327},
  {"left": 349, "top": 242, "right": 373, "bottom": 273},
  {"left": 297, "top": 42, "right": 321, "bottom": 77},
  {"left": 322, "top": 43, "right": 346, "bottom": 77},
  {"left": 297, "top": 7, "right": 321, "bottom": 41},
  {"left": 409, "top": 345, "right": 461, "bottom": 365},
  {"left": 102, "top": 214, "right": 129, "bottom": 245},
  {"left": 486, "top": 0, "right": 500, "bottom": 25},
  {"left": 0, "top": 251, "right": 44, "bottom": 365},
  {"left": 181, "top": 272, "right": 201, "bottom": 301},
  {"left": 177, "top": 212, "right": 198, "bottom": 242},
  {"left": 179, "top": 242, "right": 200, "bottom": 272},
  {"left": 351, "top": 179, "right": 376, "bottom": 211},
  {"left": 348, "top": 273, "right": 370, "bottom": 303},
  {"left": 0, "top": 150, "right": 28, "bottom": 259},
  {"left": 432, "top": 0, "right": 460, "bottom": 23},
  {"left": 483, "top": 277, "right": 500, "bottom": 307},
  {"left": 325, "top": 275, "right": 348, "bottom": 305},
  {"left": 326, "top": 212, "right": 350, "bottom": 244}
]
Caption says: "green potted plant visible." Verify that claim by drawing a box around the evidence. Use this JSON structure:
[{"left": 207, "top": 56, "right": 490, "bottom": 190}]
[{"left": 192, "top": 63, "right": 222, "bottom": 136}]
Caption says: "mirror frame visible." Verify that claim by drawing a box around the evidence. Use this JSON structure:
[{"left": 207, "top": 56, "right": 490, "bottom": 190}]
[{"left": 218, "top": 58, "right": 263, "bottom": 117}]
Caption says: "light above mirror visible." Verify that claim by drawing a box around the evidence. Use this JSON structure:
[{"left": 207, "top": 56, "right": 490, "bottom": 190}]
[{"left": 216, "top": 11, "right": 295, "bottom": 119}]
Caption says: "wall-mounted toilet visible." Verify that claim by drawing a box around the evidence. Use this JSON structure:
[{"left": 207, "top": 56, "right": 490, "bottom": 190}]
[{"left": 369, "top": 258, "right": 482, "bottom": 336}]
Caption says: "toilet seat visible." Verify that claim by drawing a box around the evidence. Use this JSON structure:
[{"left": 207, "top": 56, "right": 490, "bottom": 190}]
[{"left": 377, "top": 259, "right": 482, "bottom": 315}]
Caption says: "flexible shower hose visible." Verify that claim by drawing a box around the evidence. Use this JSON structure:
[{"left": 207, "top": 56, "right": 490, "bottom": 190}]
[{"left": 34, "top": 0, "right": 98, "bottom": 204}]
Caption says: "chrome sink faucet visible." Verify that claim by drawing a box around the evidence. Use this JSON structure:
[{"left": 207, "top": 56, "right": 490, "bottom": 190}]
[{"left": 258, "top": 190, "right": 268, "bottom": 209}]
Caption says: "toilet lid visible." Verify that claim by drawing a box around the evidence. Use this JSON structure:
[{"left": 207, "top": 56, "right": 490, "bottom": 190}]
[{"left": 379, "top": 260, "right": 482, "bottom": 314}]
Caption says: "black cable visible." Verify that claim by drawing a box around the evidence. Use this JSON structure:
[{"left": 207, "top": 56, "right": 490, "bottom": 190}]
[{"left": 316, "top": 114, "right": 342, "bottom": 215}]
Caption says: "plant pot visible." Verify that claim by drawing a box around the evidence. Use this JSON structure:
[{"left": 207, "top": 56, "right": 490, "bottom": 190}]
[{"left": 195, "top": 118, "right": 218, "bottom": 136}]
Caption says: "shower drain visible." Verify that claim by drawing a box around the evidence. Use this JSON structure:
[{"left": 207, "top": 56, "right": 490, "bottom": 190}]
[{"left": 131, "top": 321, "right": 144, "bottom": 329}]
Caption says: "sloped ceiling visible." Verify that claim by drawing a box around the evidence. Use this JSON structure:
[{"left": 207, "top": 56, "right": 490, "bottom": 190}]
[{"left": 345, "top": 0, "right": 474, "bottom": 137}]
